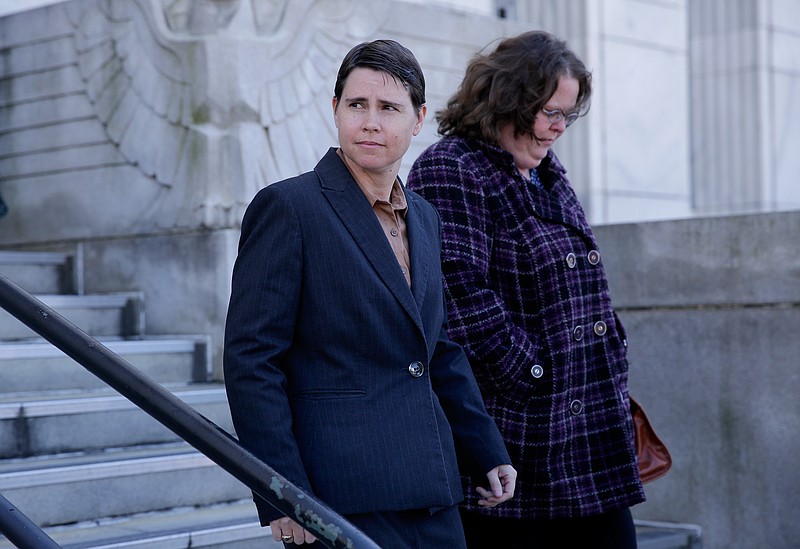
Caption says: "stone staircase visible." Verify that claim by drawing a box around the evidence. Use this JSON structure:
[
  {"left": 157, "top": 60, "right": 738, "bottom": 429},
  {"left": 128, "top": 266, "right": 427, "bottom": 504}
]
[
  {"left": 0, "top": 250, "right": 280, "bottom": 548},
  {"left": 0, "top": 250, "right": 700, "bottom": 549}
]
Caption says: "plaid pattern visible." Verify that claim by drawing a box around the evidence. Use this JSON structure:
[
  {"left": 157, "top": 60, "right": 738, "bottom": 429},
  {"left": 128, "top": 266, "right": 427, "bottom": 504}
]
[{"left": 407, "top": 137, "right": 646, "bottom": 519}]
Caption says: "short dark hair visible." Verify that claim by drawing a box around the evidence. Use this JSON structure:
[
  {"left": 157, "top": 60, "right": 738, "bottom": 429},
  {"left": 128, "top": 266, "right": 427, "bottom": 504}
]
[
  {"left": 334, "top": 39, "right": 426, "bottom": 112},
  {"left": 437, "top": 31, "right": 592, "bottom": 143}
]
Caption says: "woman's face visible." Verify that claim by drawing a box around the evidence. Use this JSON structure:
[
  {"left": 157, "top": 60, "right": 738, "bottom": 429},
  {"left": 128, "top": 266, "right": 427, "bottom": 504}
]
[
  {"left": 498, "top": 75, "right": 580, "bottom": 173},
  {"left": 332, "top": 67, "right": 425, "bottom": 182}
]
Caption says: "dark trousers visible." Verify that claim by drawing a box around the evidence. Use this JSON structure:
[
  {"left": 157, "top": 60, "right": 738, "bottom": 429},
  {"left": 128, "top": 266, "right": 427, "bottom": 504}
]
[
  {"left": 460, "top": 507, "right": 637, "bottom": 549},
  {"left": 284, "top": 505, "right": 466, "bottom": 549}
]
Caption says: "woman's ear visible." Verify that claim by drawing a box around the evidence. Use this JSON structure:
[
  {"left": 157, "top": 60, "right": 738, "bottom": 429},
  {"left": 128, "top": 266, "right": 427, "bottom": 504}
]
[
  {"left": 413, "top": 104, "right": 427, "bottom": 136},
  {"left": 332, "top": 96, "right": 339, "bottom": 128}
]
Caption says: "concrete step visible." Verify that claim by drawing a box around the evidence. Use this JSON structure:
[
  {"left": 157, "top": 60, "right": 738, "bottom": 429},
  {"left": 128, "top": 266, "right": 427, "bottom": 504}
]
[
  {"left": 0, "top": 336, "right": 211, "bottom": 394},
  {"left": 0, "top": 443, "right": 252, "bottom": 527},
  {"left": 0, "top": 503, "right": 702, "bottom": 549},
  {"left": 636, "top": 520, "right": 703, "bottom": 549},
  {"left": 0, "top": 250, "right": 77, "bottom": 295},
  {"left": 0, "top": 292, "right": 145, "bottom": 340},
  {"left": 0, "top": 383, "right": 234, "bottom": 458},
  {"left": 0, "top": 499, "right": 282, "bottom": 549}
]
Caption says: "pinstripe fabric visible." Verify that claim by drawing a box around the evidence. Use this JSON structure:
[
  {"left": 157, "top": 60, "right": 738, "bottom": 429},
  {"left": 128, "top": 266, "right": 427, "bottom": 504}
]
[
  {"left": 223, "top": 148, "right": 510, "bottom": 525},
  {"left": 407, "top": 137, "right": 646, "bottom": 519}
]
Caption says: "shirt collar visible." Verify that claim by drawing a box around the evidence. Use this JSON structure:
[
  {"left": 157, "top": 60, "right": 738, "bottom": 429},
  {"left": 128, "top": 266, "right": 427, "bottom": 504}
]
[
  {"left": 361, "top": 178, "right": 408, "bottom": 216},
  {"left": 336, "top": 148, "right": 408, "bottom": 215}
]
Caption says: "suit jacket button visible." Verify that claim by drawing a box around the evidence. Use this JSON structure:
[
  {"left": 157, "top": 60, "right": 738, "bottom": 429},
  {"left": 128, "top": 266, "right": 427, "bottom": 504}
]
[
  {"left": 565, "top": 252, "right": 577, "bottom": 269},
  {"left": 531, "top": 364, "right": 544, "bottom": 378},
  {"left": 573, "top": 325, "right": 584, "bottom": 341},
  {"left": 570, "top": 399, "right": 584, "bottom": 415},
  {"left": 587, "top": 250, "right": 601, "bottom": 265},
  {"left": 408, "top": 361, "right": 424, "bottom": 378},
  {"left": 593, "top": 320, "right": 607, "bottom": 336}
]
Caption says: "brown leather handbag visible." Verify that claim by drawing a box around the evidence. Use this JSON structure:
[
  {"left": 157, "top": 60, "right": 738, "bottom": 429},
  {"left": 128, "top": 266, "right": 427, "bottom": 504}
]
[{"left": 630, "top": 396, "right": 672, "bottom": 483}]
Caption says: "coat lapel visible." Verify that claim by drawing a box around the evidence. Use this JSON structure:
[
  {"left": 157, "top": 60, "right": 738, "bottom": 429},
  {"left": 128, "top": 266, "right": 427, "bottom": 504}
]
[
  {"left": 523, "top": 152, "right": 596, "bottom": 244},
  {"left": 315, "top": 149, "right": 425, "bottom": 333}
]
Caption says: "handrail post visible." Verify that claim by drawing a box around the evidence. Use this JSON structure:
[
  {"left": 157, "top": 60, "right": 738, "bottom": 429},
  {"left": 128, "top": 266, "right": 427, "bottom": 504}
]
[
  {"left": 0, "top": 274, "right": 380, "bottom": 549},
  {"left": 0, "top": 493, "right": 61, "bottom": 549}
]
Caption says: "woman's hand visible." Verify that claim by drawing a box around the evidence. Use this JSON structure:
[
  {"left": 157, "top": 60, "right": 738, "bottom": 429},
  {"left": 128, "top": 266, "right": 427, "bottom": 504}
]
[
  {"left": 270, "top": 516, "right": 318, "bottom": 545},
  {"left": 476, "top": 464, "right": 517, "bottom": 507}
]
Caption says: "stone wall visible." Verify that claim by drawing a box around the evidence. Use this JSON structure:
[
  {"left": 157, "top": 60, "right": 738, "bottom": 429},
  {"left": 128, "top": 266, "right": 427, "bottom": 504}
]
[
  {"left": 595, "top": 210, "right": 800, "bottom": 549},
  {"left": 0, "top": 0, "right": 526, "bottom": 373}
]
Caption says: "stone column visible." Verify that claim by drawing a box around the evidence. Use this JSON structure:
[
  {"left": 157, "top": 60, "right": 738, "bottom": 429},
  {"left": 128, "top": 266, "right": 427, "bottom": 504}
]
[
  {"left": 690, "top": 0, "right": 800, "bottom": 214},
  {"left": 517, "top": 0, "right": 692, "bottom": 224}
]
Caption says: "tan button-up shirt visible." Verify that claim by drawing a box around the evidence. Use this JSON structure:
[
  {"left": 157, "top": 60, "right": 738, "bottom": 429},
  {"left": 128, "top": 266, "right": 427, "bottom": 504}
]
[
  {"left": 337, "top": 149, "right": 412, "bottom": 286},
  {"left": 357, "top": 179, "right": 411, "bottom": 287}
]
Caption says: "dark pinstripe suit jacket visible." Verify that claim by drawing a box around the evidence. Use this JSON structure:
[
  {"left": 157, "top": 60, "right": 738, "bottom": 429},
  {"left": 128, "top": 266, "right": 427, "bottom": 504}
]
[{"left": 223, "top": 148, "right": 510, "bottom": 524}]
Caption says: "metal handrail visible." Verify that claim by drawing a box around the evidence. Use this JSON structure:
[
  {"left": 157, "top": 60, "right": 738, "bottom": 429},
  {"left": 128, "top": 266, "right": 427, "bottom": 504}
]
[
  {"left": 0, "top": 274, "right": 379, "bottom": 549},
  {"left": 0, "top": 493, "right": 60, "bottom": 549}
]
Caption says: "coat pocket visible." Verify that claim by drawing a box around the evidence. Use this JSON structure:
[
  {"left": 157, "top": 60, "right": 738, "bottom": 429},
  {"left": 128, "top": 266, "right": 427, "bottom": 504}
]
[{"left": 292, "top": 389, "right": 367, "bottom": 400}]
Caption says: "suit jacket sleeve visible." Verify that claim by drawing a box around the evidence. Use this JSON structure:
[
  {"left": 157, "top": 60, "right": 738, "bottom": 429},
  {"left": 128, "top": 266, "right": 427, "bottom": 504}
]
[
  {"left": 223, "top": 184, "right": 313, "bottom": 524},
  {"left": 429, "top": 322, "right": 511, "bottom": 476}
]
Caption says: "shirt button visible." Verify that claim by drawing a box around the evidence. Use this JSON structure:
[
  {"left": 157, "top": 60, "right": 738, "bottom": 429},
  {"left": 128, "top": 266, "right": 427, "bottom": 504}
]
[
  {"left": 408, "top": 361, "right": 424, "bottom": 378},
  {"left": 566, "top": 253, "right": 577, "bottom": 269},
  {"left": 587, "top": 250, "right": 601, "bottom": 265},
  {"left": 530, "top": 364, "right": 544, "bottom": 378},
  {"left": 390, "top": 228, "right": 399, "bottom": 237},
  {"left": 570, "top": 399, "right": 584, "bottom": 415},
  {"left": 593, "top": 321, "right": 607, "bottom": 336},
  {"left": 572, "top": 325, "right": 584, "bottom": 341}
]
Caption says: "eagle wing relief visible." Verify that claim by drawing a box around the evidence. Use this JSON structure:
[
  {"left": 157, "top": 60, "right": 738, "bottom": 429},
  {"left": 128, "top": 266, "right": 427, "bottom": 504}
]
[
  {"left": 66, "top": 0, "right": 388, "bottom": 230},
  {"left": 67, "top": 0, "right": 192, "bottom": 189}
]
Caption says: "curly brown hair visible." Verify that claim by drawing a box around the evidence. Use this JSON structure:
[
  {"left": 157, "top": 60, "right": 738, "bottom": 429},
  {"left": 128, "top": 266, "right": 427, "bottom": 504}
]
[{"left": 437, "top": 31, "right": 591, "bottom": 143}]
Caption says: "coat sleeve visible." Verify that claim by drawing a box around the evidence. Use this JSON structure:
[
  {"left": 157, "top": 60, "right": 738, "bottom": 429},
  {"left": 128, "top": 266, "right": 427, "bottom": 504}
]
[
  {"left": 408, "top": 149, "right": 543, "bottom": 401},
  {"left": 429, "top": 321, "right": 512, "bottom": 476},
  {"left": 223, "top": 184, "right": 313, "bottom": 525}
]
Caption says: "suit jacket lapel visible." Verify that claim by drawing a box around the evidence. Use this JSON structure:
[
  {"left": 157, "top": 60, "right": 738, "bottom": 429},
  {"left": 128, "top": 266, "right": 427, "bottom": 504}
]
[
  {"left": 404, "top": 193, "right": 431, "bottom": 310},
  {"left": 315, "top": 149, "right": 425, "bottom": 333}
]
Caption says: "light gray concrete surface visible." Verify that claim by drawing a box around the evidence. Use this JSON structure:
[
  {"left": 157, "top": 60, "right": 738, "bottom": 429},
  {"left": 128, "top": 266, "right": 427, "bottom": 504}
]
[
  {"left": 77, "top": 230, "right": 241, "bottom": 379},
  {"left": 595, "top": 210, "right": 800, "bottom": 549}
]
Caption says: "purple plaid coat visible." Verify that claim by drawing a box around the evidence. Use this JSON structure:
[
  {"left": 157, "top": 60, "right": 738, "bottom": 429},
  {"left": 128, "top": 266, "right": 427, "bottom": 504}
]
[{"left": 407, "top": 137, "right": 646, "bottom": 519}]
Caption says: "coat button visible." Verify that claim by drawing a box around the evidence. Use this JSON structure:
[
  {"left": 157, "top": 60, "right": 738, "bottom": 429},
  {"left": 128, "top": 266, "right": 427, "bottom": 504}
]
[
  {"left": 530, "top": 364, "right": 544, "bottom": 378},
  {"left": 570, "top": 399, "right": 584, "bottom": 415},
  {"left": 587, "top": 250, "right": 601, "bottom": 265},
  {"left": 408, "top": 361, "right": 424, "bottom": 378},
  {"left": 572, "top": 325, "right": 584, "bottom": 341},
  {"left": 593, "top": 320, "right": 607, "bottom": 336},
  {"left": 566, "top": 253, "right": 577, "bottom": 269}
]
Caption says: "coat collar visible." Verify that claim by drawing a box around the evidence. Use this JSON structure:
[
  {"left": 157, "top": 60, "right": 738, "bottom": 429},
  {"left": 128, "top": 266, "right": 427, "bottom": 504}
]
[
  {"left": 469, "top": 139, "right": 593, "bottom": 241},
  {"left": 315, "top": 148, "right": 427, "bottom": 334}
]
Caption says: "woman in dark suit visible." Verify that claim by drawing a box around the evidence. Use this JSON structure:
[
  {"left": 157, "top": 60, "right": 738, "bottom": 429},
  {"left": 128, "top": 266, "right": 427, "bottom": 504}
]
[
  {"left": 407, "top": 31, "right": 645, "bottom": 548},
  {"left": 223, "top": 39, "right": 515, "bottom": 548}
]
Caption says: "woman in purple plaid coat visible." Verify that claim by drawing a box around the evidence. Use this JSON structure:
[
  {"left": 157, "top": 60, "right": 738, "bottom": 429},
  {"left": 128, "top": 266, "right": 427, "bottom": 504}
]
[{"left": 406, "top": 31, "right": 646, "bottom": 548}]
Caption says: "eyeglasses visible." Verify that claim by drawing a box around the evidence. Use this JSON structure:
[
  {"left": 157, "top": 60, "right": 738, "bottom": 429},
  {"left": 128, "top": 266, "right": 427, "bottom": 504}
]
[{"left": 541, "top": 107, "right": 580, "bottom": 127}]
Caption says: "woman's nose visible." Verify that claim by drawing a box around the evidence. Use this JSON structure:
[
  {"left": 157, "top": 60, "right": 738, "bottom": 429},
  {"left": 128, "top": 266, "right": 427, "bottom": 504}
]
[
  {"left": 551, "top": 117, "right": 567, "bottom": 131},
  {"left": 363, "top": 109, "right": 380, "bottom": 131}
]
